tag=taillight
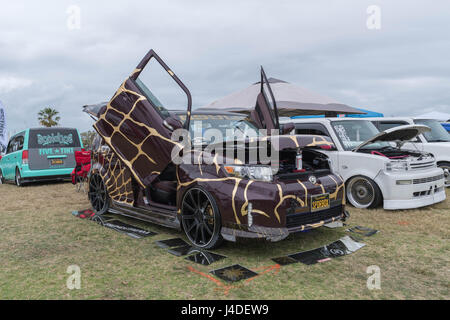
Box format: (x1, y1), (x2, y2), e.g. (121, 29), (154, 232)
(22, 150), (29, 165)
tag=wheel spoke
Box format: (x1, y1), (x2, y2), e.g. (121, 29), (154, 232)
(183, 201), (195, 213)
(194, 224), (200, 242)
(200, 225), (206, 244)
(188, 191), (197, 209)
(186, 221), (197, 234)
(204, 223), (213, 235)
(197, 190), (202, 209)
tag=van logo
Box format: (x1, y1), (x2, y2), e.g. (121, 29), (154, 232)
(37, 133), (73, 146)
(309, 176), (317, 184)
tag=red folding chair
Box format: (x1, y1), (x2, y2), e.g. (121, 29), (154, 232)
(71, 150), (91, 192)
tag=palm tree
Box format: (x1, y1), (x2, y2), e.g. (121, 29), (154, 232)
(38, 108), (60, 127)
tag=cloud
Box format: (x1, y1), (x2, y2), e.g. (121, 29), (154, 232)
(0, 75), (33, 94)
(0, 0), (450, 134)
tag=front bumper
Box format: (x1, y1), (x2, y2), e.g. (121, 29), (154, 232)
(219, 174), (347, 242)
(221, 204), (346, 242)
(383, 187), (446, 210)
(375, 167), (446, 210)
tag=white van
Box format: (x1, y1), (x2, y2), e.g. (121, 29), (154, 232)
(369, 117), (450, 187)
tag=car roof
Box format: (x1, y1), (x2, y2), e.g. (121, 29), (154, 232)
(28, 127), (79, 130)
(9, 127), (79, 139)
(365, 117), (413, 121)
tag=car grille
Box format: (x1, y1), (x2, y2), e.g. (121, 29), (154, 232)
(410, 161), (435, 170)
(413, 186), (444, 197)
(286, 205), (343, 229)
(413, 174), (444, 184)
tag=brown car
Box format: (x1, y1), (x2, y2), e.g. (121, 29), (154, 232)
(86, 49), (348, 249)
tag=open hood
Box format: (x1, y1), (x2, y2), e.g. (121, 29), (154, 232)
(354, 124), (430, 151)
(201, 134), (335, 154)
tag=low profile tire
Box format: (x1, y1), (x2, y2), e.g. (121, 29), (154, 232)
(437, 162), (450, 187)
(181, 187), (223, 249)
(346, 175), (382, 209)
(15, 168), (23, 187)
(0, 169), (4, 184)
(88, 174), (109, 215)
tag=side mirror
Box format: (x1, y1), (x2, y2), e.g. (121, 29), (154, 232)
(280, 122), (295, 135)
(163, 116), (183, 131)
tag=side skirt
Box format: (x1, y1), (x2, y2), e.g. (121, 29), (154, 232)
(109, 201), (180, 230)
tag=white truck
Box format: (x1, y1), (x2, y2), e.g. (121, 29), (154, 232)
(285, 118), (446, 210)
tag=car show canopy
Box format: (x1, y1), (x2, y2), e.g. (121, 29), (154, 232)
(198, 78), (365, 117)
(414, 111), (450, 122)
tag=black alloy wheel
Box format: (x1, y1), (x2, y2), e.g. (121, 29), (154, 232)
(88, 174), (109, 215)
(181, 187), (223, 249)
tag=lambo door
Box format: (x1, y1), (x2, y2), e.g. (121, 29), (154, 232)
(249, 67), (280, 133)
(94, 49), (192, 187)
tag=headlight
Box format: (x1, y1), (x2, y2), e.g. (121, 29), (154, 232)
(385, 160), (409, 172)
(224, 165), (273, 182)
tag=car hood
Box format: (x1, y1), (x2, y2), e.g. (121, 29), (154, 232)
(354, 124), (431, 152)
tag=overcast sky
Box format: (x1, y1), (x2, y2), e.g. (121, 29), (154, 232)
(1, 0), (449, 134)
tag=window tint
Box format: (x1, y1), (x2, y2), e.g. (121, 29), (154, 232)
(6, 140), (13, 154)
(261, 69), (279, 129)
(134, 58), (188, 124)
(295, 123), (330, 136)
(7, 135), (24, 153)
(28, 128), (81, 148)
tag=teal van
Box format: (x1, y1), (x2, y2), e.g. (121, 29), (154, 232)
(0, 127), (83, 186)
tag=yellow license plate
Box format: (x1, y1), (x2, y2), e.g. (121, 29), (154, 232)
(51, 159), (64, 165)
(311, 194), (330, 212)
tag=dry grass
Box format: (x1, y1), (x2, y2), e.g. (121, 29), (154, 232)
(0, 182), (449, 299)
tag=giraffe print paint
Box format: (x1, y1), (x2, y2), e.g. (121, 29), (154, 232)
(86, 49), (348, 249)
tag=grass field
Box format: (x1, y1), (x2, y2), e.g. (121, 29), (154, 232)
(0, 182), (448, 299)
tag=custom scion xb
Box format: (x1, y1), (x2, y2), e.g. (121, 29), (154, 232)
(285, 118), (446, 210)
(86, 49), (348, 248)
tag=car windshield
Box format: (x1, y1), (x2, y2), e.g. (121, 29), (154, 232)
(331, 120), (391, 151)
(413, 119), (450, 142)
(188, 114), (262, 145)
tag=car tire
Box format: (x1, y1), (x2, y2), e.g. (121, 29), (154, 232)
(181, 186), (223, 249)
(437, 161), (450, 187)
(88, 174), (110, 215)
(15, 168), (23, 187)
(346, 175), (382, 209)
(0, 169), (4, 184)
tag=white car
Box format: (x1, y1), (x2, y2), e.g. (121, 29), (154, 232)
(285, 118), (446, 210)
(369, 117), (450, 187)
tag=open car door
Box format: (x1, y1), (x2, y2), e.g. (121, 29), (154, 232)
(249, 67), (280, 133)
(94, 49), (192, 187)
